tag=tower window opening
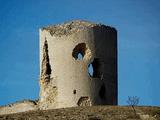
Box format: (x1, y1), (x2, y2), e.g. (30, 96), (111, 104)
(88, 58), (102, 78)
(88, 63), (94, 77)
(72, 43), (86, 60)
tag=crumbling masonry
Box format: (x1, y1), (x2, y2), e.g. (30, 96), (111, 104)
(39, 20), (117, 109)
(0, 20), (117, 115)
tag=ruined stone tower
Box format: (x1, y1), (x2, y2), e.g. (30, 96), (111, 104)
(39, 20), (117, 109)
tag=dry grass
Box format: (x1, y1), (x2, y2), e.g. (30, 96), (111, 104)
(0, 106), (159, 120)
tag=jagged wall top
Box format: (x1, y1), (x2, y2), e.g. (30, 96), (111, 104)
(41, 20), (115, 37)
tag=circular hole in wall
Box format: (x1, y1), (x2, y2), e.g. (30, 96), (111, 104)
(72, 43), (86, 60)
(99, 83), (106, 100)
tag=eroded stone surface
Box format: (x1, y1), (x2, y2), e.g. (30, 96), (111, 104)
(39, 39), (57, 110)
(39, 20), (117, 109)
(39, 85), (57, 109)
(42, 20), (115, 36)
(40, 39), (51, 82)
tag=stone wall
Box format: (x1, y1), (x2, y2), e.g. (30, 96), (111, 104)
(0, 100), (38, 115)
(39, 20), (117, 109)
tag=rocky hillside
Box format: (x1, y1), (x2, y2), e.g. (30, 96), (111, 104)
(0, 106), (159, 120)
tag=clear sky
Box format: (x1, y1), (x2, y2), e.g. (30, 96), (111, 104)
(0, 0), (160, 106)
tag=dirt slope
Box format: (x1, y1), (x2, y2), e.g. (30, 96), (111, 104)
(0, 106), (160, 120)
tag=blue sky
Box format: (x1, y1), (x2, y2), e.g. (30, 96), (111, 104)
(0, 0), (160, 106)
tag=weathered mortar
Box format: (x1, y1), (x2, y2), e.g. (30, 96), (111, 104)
(39, 20), (117, 109)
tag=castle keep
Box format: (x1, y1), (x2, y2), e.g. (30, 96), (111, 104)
(0, 20), (117, 115)
(39, 20), (117, 109)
